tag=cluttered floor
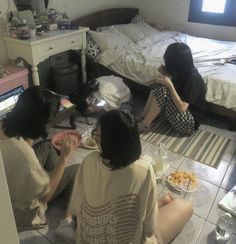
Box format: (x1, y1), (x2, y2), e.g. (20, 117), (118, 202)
(19, 92), (236, 244)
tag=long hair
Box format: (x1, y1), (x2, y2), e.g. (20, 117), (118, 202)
(2, 86), (60, 139)
(98, 110), (141, 170)
(164, 42), (194, 78)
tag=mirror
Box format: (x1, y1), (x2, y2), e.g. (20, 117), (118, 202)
(14, 0), (49, 14)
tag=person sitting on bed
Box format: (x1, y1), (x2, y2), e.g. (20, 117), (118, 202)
(0, 86), (79, 231)
(68, 110), (193, 244)
(138, 42), (206, 135)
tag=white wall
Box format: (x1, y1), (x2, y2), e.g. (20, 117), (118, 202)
(0, 0), (136, 65)
(138, 0), (236, 41)
(0, 149), (20, 244)
(0, 0), (16, 65)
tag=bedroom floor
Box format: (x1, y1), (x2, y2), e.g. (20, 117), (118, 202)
(19, 92), (236, 244)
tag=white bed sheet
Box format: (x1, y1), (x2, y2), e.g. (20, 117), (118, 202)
(95, 30), (236, 110)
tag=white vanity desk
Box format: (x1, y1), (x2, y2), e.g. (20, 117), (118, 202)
(4, 27), (89, 86)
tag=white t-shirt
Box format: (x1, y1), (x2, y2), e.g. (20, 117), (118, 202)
(0, 137), (49, 230)
(69, 151), (158, 244)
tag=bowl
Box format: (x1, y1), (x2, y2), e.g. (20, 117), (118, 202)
(51, 130), (81, 151)
(165, 171), (198, 192)
(80, 132), (97, 150)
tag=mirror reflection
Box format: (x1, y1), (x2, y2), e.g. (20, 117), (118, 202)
(14, 0), (49, 14)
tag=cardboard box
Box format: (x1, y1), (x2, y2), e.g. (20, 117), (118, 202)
(0, 65), (28, 95)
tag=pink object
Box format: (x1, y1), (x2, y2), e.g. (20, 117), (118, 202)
(51, 130), (81, 151)
(0, 64), (29, 95)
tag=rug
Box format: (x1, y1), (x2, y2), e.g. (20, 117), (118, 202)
(140, 118), (231, 168)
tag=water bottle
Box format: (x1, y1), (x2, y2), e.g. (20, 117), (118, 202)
(215, 212), (232, 242)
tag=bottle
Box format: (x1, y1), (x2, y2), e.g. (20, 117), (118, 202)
(17, 19), (30, 39)
(215, 212), (232, 242)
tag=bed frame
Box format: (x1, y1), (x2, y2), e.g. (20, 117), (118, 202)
(72, 8), (236, 130)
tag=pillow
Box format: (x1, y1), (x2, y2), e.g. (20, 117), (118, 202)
(115, 22), (159, 42)
(130, 14), (148, 24)
(88, 26), (133, 51)
(87, 36), (101, 59)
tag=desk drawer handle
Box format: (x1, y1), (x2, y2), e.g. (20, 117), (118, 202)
(49, 47), (53, 50)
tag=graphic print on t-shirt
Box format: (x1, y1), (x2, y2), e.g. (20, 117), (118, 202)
(77, 194), (141, 243)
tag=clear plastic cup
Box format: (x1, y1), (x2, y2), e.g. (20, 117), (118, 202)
(181, 184), (197, 202)
(151, 143), (168, 173)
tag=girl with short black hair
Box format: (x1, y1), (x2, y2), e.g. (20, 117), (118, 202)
(69, 110), (193, 244)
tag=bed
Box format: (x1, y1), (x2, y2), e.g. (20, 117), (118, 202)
(72, 8), (236, 129)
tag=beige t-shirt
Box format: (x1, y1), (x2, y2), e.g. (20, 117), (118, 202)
(0, 137), (49, 231)
(69, 151), (158, 244)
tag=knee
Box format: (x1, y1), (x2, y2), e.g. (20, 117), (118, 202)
(173, 198), (194, 219)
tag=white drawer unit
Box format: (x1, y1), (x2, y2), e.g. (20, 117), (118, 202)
(4, 27), (89, 86)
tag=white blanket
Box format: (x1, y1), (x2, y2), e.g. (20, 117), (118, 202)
(96, 30), (236, 110)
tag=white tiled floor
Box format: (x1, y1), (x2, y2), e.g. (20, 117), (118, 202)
(19, 109), (236, 244)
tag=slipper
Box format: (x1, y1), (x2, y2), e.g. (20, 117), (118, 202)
(138, 121), (151, 134)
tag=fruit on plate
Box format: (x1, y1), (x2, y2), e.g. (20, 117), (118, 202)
(167, 170), (198, 190)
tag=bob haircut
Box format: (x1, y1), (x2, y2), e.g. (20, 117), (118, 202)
(98, 110), (141, 170)
(164, 42), (194, 77)
(2, 86), (60, 140)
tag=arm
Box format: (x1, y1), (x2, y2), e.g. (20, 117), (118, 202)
(143, 166), (158, 237)
(157, 75), (189, 113)
(40, 135), (77, 202)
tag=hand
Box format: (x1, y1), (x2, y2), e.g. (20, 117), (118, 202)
(156, 75), (173, 88)
(158, 192), (175, 207)
(60, 135), (78, 160)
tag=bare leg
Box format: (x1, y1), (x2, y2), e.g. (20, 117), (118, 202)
(142, 99), (161, 128)
(141, 92), (155, 118)
(156, 199), (193, 244)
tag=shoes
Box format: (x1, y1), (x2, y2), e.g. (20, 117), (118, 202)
(55, 218), (76, 244)
(138, 121), (151, 134)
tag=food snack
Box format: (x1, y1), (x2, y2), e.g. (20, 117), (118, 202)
(82, 137), (97, 148)
(167, 170), (198, 190)
(80, 129), (97, 150)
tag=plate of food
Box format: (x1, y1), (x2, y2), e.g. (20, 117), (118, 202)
(166, 170), (198, 192)
(51, 130), (81, 151)
(80, 129), (97, 150)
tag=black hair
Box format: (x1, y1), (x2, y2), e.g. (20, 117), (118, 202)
(2, 86), (60, 140)
(164, 42), (194, 78)
(98, 110), (141, 170)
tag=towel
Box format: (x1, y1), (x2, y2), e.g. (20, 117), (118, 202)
(218, 185), (236, 216)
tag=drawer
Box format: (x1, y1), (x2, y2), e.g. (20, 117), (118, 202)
(35, 40), (61, 57)
(63, 35), (83, 49)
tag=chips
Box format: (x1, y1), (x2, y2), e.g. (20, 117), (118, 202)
(168, 170), (198, 189)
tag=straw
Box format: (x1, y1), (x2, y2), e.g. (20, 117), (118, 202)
(186, 177), (191, 190)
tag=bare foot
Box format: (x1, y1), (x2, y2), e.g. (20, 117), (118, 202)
(138, 121), (151, 134)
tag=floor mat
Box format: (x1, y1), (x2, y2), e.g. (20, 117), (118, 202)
(140, 118), (231, 168)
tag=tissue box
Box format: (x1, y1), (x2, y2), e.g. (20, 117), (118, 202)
(0, 65), (28, 95)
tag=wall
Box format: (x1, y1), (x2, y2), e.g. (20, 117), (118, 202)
(0, 0), (16, 65)
(0, 0), (136, 65)
(0, 149), (20, 244)
(138, 0), (236, 41)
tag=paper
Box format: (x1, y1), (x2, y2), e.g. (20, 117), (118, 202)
(218, 185), (236, 216)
